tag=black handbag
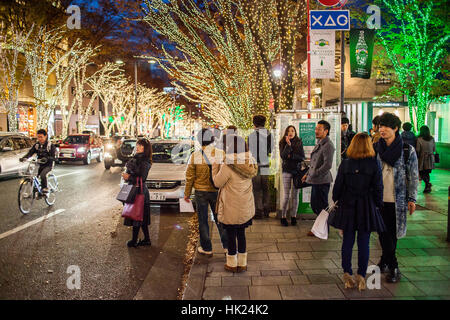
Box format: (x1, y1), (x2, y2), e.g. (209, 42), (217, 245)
(434, 153), (440, 164)
(116, 182), (138, 204)
(293, 162), (311, 189)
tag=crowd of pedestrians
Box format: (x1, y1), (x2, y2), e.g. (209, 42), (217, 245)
(119, 112), (437, 292)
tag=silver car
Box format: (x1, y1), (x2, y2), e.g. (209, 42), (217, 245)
(147, 139), (195, 205)
(0, 132), (34, 177)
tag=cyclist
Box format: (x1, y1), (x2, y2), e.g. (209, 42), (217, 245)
(20, 129), (57, 193)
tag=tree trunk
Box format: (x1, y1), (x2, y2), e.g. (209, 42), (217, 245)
(7, 102), (19, 132)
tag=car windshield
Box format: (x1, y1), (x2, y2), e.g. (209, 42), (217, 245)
(152, 143), (193, 164)
(121, 140), (136, 151)
(64, 136), (89, 144)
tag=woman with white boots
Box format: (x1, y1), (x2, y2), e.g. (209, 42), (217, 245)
(212, 135), (258, 273)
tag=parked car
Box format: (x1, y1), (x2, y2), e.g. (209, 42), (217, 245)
(0, 132), (34, 177)
(146, 139), (195, 205)
(57, 134), (103, 165)
(104, 138), (136, 169)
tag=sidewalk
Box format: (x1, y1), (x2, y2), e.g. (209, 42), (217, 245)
(183, 169), (450, 300)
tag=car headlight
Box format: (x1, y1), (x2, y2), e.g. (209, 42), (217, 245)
(106, 144), (114, 150)
(77, 147), (86, 153)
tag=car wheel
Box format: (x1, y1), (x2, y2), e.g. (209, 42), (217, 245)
(83, 152), (91, 165)
(104, 160), (111, 170)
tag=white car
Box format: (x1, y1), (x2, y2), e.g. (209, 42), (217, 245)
(147, 139), (194, 205)
(0, 132), (34, 178)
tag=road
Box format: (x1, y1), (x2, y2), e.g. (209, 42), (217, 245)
(0, 161), (193, 300)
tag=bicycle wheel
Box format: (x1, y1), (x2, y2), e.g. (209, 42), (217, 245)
(45, 174), (58, 206)
(18, 179), (34, 215)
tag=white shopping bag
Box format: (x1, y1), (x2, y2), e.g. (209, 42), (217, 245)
(311, 209), (329, 239)
(179, 198), (195, 212)
(310, 201), (338, 240)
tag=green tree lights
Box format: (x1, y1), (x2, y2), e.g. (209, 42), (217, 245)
(376, 0), (449, 132)
(162, 105), (184, 139)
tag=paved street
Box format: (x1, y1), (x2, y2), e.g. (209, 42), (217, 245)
(0, 163), (192, 300)
(184, 169), (450, 300)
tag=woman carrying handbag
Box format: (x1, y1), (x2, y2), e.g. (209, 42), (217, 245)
(279, 125), (305, 227)
(122, 139), (152, 248)
(416, 125), (436, 193)
(330, 133), (386, 291)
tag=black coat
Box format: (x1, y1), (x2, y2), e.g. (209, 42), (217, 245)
(280, 137), (305, 174)
(330, 157), (386, 233)
(23, 140), (57, 168)
(123, 153), (151, 227)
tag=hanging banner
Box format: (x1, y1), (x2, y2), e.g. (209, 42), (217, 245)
(350, 29), (375, 79)
(310, 29), (335, 79)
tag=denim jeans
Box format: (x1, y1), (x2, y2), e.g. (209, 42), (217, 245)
(342, 230), (371, 277)
(195, 190), (228, 251)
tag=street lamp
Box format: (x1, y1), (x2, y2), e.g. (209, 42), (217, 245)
(273, 68), (282, 78)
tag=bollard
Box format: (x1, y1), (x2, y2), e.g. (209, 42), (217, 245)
(448, 186), (450, 242)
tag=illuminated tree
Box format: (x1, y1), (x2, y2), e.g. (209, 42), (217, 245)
(376, 0), (449, 131)
(24, 26), (85, 130)
(135, 84), (172, 136)
(161, 105), (185, 139)
(0, 27), (33, 132)
(92, 69), (128, 137)
(142, 0), (305, 129)
(241, 0), (305, 114)
(81, 62), (123, 132)
(61, 44), (100, 137)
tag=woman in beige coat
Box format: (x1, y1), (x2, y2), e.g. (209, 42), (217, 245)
(212, 135), (258, 273)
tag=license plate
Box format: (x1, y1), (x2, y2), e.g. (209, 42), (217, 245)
(150, 193), (166, 201)
(61, 154), (71, 158)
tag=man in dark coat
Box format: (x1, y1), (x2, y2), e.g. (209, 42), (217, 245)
(20, 129), (56, 193)
(341, 117), (356, 159)
(248, 115), (272, 219)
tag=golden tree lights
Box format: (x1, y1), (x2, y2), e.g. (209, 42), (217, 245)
(142, 0), (306, 129)
(24, 26), (85, 131)
(0, 26), (33, 132)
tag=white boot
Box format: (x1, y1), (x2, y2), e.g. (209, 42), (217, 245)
(237, 252), (247, 272)
(224, 254), (237, 273)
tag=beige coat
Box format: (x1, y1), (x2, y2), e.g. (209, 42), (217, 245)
(212, 152), (258, 226)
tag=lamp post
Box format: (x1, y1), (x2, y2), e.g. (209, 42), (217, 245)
(116, 57), (159, 137)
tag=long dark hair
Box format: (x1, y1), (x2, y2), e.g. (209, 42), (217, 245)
(279, 125), (299, 151)
(418, 125), (432, 141)
(136, 138), (152, 164)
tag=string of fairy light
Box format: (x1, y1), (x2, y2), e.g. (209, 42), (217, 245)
(142, 0), (303, 129)
(377, 0), (449, 132)
(0, 26), (32, 132)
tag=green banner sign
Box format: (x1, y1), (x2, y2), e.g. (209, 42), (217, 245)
(350, 29), (375, 79)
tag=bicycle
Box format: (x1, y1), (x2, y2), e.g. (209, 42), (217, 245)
(18, 158), (59, 215)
